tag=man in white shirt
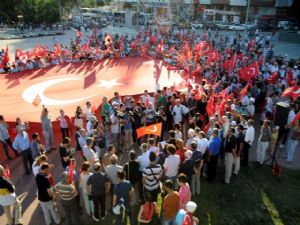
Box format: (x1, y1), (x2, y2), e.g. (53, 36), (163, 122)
(163, 144), (180, 183)
(85, 101), (92, 122)
(197, 131), (209, 155)
(77, 128), (94, 150)
(242, 119), (255, 166)
(140, 90), (151, 106)
(137, 143), (150, 173)
(172, 99), (189, 124)
(83, 137), (98, 165)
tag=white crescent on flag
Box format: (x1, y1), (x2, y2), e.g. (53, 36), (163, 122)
(146, 126), (158, 133)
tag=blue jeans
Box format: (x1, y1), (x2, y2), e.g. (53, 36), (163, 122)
(286, 138), (299, 162)
(162, 217), (175, 225)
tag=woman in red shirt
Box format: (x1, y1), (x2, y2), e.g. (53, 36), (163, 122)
(175, 138), (186, 163)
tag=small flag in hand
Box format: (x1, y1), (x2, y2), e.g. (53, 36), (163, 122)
(68, 160), (74, 184)
(32, 94), (41, 107)
(5, 164), (11, 179)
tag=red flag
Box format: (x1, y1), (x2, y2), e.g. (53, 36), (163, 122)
(206, 94), (215, 116)
(32, 94), (41, 107)
(68, 160), (74, 184)
(240, 83), (250, 99)
(184, 41), (192, 60)
(64, 115), (73, 135)
(136, 123), (162, 138)
(207, 50), (219, 65)
(1, 46), (9, 67)
(282, 86), (300, 100)
(219, 93), (233, 116)
(156, 39), (164, 54)
(15, 48), (29, 61)
(5, 164), (11, 179)
(239, 62), (260, 81)
(267, 72), (278, 84)
(76, 30), (82, 37)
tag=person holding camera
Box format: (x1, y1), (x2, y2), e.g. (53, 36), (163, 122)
(86, 161), (110, 222)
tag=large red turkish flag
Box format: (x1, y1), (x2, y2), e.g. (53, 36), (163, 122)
(282, 86), (300, 100)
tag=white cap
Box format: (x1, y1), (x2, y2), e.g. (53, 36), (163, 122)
(231, 121), (237, 127)
(186, 201), (197, 213)
(250, 97), (255, 102)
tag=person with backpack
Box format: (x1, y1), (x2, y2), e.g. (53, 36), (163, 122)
(137, 192), (159, 225)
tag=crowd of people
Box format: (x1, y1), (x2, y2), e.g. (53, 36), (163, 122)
(0, 26), (300, 225)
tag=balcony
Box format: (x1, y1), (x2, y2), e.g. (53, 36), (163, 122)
(199, 0), (212, 4)
(211, 0), (229, 4)
(250, 0), (275, 7)
(230, 0), (247, 6)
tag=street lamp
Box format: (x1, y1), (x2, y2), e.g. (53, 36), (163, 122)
(245, 0), (250, 24)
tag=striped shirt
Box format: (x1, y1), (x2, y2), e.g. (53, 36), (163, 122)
(55, 182), (77, 201)
(143, 164), (162, 191)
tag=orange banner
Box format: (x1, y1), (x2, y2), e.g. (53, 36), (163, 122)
(136, 122), (162, 138)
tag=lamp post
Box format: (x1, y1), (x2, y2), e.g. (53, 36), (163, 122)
(245, 0), (250, 24)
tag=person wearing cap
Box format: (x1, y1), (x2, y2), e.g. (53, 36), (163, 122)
(36, 163), (61, 225)
(13, 128), (33, 175)
(87, 161), (110, 221)
(224, 127), (237, 184)
(55, 171), (82, 225)
(242, 119), (255, 166)
(0, 115), (18, 160)
(207, 128), (222, 182)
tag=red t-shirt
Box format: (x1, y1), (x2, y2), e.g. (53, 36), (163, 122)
(182, 212), (194, 225)
(176, 149), (186, 163)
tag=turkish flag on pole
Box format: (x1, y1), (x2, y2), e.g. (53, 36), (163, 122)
(5, 164), (11, 179)
(240, 83), (250, 99)
(32, 94), (42, 107)
(206, 94), (215, 116)
(282, 86), (300, 100)
(1, 46), (9, 67)
(136, 123), (162, 138)
(68, 160), (74, 184)
(239, 62), (260, 81)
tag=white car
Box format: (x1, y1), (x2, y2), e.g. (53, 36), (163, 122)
(215, 21), (229, 30)
(229, 24), (245, 31)
(191, 22), (204, 30)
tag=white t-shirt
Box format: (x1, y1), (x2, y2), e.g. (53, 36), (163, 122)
(83, 146), (98, 164)
(80, 172), (92, 193)
(147, 146), (160, 156)
(197, 138), (209, 154)
(164, 155), (180, 177)
(85, 107), (92, 121)
(137, 152), (150, 172)
(172, 104), (189, 123)
(110, 115), (120, 134)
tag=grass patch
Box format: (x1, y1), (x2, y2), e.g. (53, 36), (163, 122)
(88, 166), (300, 225)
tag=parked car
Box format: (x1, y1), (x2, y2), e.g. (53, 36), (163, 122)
(191, 21), (204, 30)
(228, 24), (245, 31)
(215, 21), (229, 30)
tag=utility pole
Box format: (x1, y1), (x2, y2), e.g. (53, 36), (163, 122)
(245, 0), (250, 24)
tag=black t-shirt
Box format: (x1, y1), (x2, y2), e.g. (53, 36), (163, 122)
(36, 173), (52, 202)
(0, 177), (14, 193)
(59, 145), (70, 168)
(236, 132), (245, 155)
(123, 161), (142, 184)
(87, 172), (108, 195)
(179, 159), (194, 180)
(224, 135), (237, 153)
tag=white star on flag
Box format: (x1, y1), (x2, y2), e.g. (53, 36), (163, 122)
(96, 79), (123, 89)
